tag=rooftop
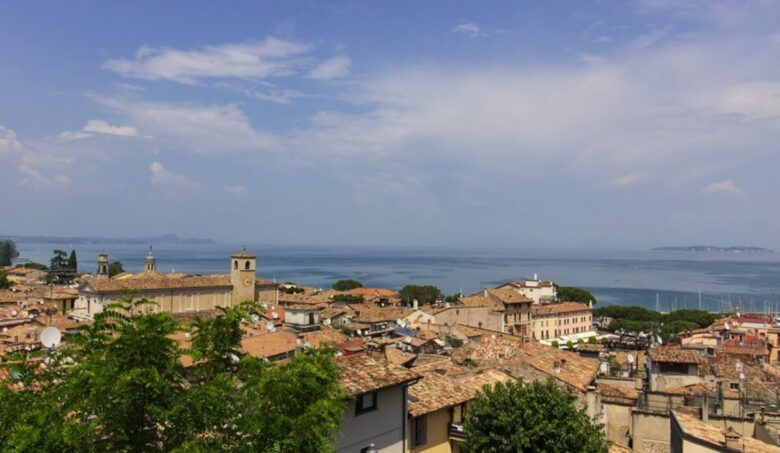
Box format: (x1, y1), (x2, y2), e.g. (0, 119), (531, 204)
(532, 301), (592, 316)
(672, 410), (780, 453)
(407, 372), (474, 417)
(337, 353), (419, 396)
(648, 346), (700, 364)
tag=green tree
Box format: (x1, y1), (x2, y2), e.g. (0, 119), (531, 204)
(399, 284), (442, 305)
(588, 336), (598, 345)
(464, 380), (607, 453)
(551, 340), (559, 348)
(0, 271), (12, 289)
(49, 249), (68, 270)
(0, 295), (347, 452)
(566, 340), (574, 350)
(67, 250), (78, 272)
(0, 240), (19, 266)
(444, 293), (462, 303)
(331, 279), (363, 291)
(108, 261), (124, 277)
(22, 262), (48, 270)
(556, 286), (597, 305)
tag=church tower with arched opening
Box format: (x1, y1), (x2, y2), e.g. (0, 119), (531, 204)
(96, 253), (109, 280)
(230, 249), (256, 304)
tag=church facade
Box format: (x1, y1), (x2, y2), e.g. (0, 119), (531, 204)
(73, 249), (277, 319)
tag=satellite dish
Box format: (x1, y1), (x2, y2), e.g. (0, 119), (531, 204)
(599, 362), (608, 374)
(724, 322), (730, 330)
(40, 327), (62, 349)
(627, 354), (635, 364)
(656, 336), (663, 345)
(356, 329), (362, 336)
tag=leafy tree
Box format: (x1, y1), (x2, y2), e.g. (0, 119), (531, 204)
(399, 284), (442, 305)
(49, 249), (68, 270)
(464, 379), (607, 453)
(108, 261), (124, 277)
(588, 336), (598, 345)
(556, 286), (597, 305)
(0, 240), (19, 266)
(67, 250), (78, 272)
(551, 340), (559, 348)
(22, 262), (48, 270)
(0, 271), (12, 289)
(566, 340), (574, 350)
(332, 294), (362, 303)
(444, 293), (462, 303)
(331, 279), (363, 291)
(577, 338), (585, 345)
(0, 295), (347, 452)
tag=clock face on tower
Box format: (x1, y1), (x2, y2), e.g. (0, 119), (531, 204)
(243, 277), (253, 287)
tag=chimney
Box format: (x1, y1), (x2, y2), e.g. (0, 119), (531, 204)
(413, 299), (419, 310)
(722, 428), (741, 450)
(483, 289), (488, 298)
(533, 273), (538, 281)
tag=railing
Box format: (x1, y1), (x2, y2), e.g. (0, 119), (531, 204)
(448, 422), (466, 440)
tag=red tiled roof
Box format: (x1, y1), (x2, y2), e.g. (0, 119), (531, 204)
(337, 354), (419, 396)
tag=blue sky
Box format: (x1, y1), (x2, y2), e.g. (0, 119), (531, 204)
(1, 0), (779, 248)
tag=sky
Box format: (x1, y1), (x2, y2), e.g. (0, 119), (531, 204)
(1, 0), (779, 249)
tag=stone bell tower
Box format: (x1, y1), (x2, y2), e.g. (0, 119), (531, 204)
(144, 246), (157, 273)
(230, 249), (256, 304)
(96, 253), (109, 280)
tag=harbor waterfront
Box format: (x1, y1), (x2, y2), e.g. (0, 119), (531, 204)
(13, 241), (780, 312)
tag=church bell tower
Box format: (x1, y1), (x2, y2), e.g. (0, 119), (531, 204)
(96, 253), (109, 280)
(144, 246), (157, 273)
(230, 249), (256, 304)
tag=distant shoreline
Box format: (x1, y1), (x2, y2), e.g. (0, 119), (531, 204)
(652, 246), (774, 253)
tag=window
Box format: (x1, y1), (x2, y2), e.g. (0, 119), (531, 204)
(729, 382), (740, 391)
(245, 260), (250, 270)
(355, 391), (378, 415)
(412, 414), (428, 447)
(233, 260), (238, 270)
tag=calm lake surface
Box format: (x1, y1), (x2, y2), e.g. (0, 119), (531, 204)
(13, 242), (780, 313)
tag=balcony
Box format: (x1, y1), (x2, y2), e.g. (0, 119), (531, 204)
(448, 422), (466, 441)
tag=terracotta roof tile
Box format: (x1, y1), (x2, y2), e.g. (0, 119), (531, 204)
(648, 346), (700, 364)
(385, 347), (417, 366)
(81, 275), (233, 292)
(408, 373), (474, 417)
(486, 288), (533, 305)
(240, 331), (297, 359)
(532, 302), (592, 316)
(673, 411), (780, 453)
(337, 354), (419, 396)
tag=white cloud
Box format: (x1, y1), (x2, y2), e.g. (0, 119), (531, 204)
(150, 161), (200, 191)
(614, 172), (646, 187)
(103, 37), (350, 85)
(633, 25), (672, 48)
(308, 55), (351, 80)
(18, 164), (71, 189)
(453, 23), (483, 37)
(0, 125), (22, 154)
(59, 119), (140, 140)
(286, 28), (780, 186)
(92, 95), (280, 153)
(246, 88), (305, 104)
(1, 125), (74, 190)
(223, 185), (248, 197)
(703, 180), (744, 196)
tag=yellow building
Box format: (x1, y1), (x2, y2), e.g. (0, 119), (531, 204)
(407, 373), (473, 453)
(74, 249), (276, 319)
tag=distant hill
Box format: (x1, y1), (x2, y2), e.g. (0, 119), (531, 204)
(652, 245), (773, 253)
(1, 233), (216, 245)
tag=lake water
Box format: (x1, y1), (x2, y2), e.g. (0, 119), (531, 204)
(12, 242), (780, 313)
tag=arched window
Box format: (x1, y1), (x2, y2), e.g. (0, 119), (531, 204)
(233, 260), (238, 270)
(244, 260), (250, 270)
